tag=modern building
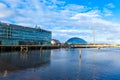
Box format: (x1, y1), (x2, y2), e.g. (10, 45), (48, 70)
(66, 37), (87, 45)
(0, 22), (51, 45)
(51, 39), (61, 45)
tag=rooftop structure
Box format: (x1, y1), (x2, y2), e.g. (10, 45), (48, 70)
(0, 22), (51, 45)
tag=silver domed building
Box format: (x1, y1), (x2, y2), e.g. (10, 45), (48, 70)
(66, 37), (87, 45)
(51, 39), (61, 45)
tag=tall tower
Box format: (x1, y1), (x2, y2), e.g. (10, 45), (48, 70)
(93, 23), (96, 45)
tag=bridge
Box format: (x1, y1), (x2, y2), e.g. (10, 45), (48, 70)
(70, 44), (120, 48)
(0, 44), (120, 52)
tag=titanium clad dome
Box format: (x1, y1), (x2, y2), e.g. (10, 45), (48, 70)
(66, 37), (87, 45)
(51, 39), (60, 45)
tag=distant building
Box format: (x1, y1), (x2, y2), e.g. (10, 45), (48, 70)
(0, 22), (51, 45)
(66, 37), (87, 45)
(51, 39), (61, 45)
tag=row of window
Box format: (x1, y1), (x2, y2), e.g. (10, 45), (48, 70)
(0, 22), (51, 45)
(0, 23), (51, 33)
(0, 26), (51, 40)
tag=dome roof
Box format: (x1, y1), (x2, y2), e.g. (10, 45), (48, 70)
(66, 37), (87, 45)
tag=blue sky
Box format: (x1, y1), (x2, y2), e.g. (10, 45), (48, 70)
(0, 0), (120, 43)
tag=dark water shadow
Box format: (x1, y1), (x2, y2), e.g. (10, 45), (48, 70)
(0, 50), (51, 77)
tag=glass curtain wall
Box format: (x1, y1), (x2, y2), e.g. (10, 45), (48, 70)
(0, 22), (51, 45)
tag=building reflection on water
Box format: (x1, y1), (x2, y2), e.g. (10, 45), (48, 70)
(0, 50), (51, 77)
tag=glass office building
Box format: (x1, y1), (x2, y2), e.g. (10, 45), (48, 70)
(0, 22), (51, 45)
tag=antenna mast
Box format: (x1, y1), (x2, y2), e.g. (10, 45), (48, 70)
(93, 23), (96, 45)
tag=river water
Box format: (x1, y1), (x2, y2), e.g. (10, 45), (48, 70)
(0, 48), (120, 80)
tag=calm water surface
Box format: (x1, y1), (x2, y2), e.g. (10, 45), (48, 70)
(0, 48), (120, 80)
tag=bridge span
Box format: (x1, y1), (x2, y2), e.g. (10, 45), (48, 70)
(0, 44), (120, 52)
(70, 44), (120, 48)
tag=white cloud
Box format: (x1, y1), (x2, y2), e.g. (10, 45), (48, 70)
(65, 4), (88, 12)
(0, 0), (120, 43)
(0, 2), (14, 18)
(103, 8), (112, 16)
(107, 3), (115, 8)
(71, 10), (101, 21)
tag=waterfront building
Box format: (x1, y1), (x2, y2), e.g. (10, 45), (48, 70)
(0, 22), (51, 45)
(66, 37), (87, 45)
(51, 39), (61, 45)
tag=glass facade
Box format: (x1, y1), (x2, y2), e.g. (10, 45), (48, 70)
(0, 22), (51, 45)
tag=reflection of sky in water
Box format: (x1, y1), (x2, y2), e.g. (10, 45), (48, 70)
(1, 48), (120, 80)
